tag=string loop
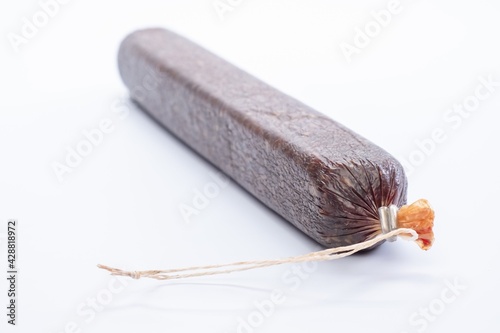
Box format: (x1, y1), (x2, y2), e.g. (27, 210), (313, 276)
(98, 228), (418, 281)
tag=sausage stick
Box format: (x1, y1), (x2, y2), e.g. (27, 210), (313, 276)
(118, 28), (428, 248)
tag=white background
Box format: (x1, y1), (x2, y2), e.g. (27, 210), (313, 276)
(1, 1), (499, 332)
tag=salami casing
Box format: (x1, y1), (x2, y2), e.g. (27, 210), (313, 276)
(118, 28), (411, 248)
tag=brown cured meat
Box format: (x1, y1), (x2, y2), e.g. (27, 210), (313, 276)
(118, 28), (408, 248)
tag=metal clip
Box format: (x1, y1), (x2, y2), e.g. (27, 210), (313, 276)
(378, 205), (399, 241)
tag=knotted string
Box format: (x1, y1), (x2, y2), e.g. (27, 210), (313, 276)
(98, 199), (434, 281)
(98, 228), (418, 281)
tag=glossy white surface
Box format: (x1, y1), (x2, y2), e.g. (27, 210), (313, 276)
(1, 1), (499, 332)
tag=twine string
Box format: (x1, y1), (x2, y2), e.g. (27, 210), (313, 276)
(97, 228), (418, 281)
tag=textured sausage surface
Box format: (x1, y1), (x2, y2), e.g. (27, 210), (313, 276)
(118, 28), (408, 247)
